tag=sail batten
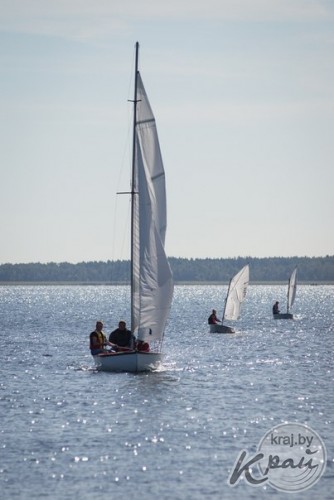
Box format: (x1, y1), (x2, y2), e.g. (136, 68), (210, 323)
(137, 118), (155, 125)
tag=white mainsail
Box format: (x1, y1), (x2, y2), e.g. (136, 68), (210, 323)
(132, 72), (174, 342)
(287, 267), (297, 313)
(92, 42), (173, 372)
(223, 264), (250, 321)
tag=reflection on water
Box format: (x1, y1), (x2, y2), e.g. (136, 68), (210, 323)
(0, 285), (333, 499)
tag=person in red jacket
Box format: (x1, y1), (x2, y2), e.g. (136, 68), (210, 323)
(136, 339), (150, 352)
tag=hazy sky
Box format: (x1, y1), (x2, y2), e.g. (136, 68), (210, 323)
(1, 0), (333, 264)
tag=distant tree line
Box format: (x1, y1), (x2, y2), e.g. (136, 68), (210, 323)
(0, 256), (333, 283)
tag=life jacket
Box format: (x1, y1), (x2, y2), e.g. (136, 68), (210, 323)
(90, 330), (105, 350)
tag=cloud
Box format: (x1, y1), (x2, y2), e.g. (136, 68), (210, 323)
(1, 0), (333, 41)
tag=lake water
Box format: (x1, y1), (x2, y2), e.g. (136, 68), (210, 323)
(0, 284), (333, 499)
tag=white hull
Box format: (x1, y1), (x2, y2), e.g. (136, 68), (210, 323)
(210, 324), (235, 334)
(273, 313), (293, 320)
(93, 351), (163, 372)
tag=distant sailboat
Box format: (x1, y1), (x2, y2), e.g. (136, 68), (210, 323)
(273, 267), (297, 320)
(210, 264), (250, 334)
(92, 42), (174, 372)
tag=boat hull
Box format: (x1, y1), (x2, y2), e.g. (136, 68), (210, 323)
(273, 313), (293, 320)
(209, 324), (235, 334)
(93, 351), (163, 372)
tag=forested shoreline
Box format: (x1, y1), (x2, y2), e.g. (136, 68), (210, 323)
(0, 256), (333, 283)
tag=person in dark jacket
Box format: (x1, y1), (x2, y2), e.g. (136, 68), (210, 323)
(109, 320), (135, 349)
(273, 301), (280, 315)
(208, 309), (221, 325)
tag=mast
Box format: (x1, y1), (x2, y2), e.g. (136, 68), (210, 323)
(287, 267), (297, 314)
(131, 42), (139, 332)
(222, 278), (232, 325)
(286, 275), (290, 314)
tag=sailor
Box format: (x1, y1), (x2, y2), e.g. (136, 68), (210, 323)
(89, 321), (113, 355)
(208, 309), (221, 324)
(273, 301), (280, 315)
(136, 339), (150, 352)
(109, 320), (136, 350)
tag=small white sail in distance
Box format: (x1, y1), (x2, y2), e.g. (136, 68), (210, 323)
(287, 267), (297, 313)
(223, 264), (250, 321)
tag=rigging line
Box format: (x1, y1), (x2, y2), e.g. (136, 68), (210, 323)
(109, 193), (131, 282)
(113, 44), (138, 202)
(109, 194), (118, 282)
(109, 46), (138, 280)
(109, 119), (131, 282)
(119, 196), (131, 265)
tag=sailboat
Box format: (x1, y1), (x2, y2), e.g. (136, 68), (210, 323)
(93, 42), (174, 372)
(210, 264), (250, 334)
(273, 267), (297, 320)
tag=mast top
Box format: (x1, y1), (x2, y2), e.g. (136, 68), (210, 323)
(135, 42), (139, 73)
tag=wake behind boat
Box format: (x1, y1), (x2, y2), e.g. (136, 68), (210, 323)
(92, 42), (174, 372)
(209, 264), (250, 334)
(273, 267), (297, 320)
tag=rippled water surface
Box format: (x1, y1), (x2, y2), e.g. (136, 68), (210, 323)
(0, 285), (333, 499)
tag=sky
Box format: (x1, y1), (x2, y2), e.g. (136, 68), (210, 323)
(1, 0), (333, 264)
